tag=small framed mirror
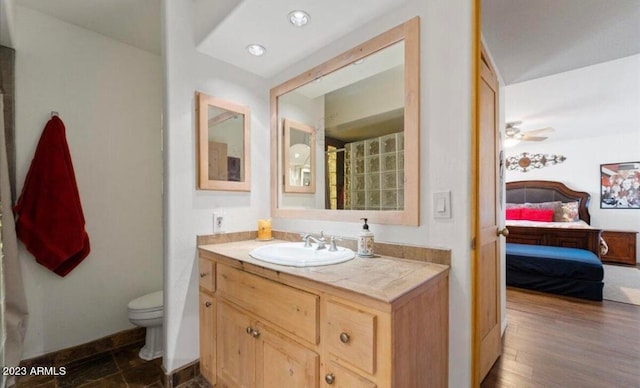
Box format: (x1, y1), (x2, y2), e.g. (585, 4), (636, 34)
(196, 92), (250, 191)
(283, 118), (316, 193)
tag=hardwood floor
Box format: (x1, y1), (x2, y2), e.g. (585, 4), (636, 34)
(482, 288), (640, 388)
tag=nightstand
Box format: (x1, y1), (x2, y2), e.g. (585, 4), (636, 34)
(601, 230), (638, 265)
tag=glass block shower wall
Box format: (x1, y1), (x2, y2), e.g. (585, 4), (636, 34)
(344, 132), (404, 210)
(327, 145), (338, 210)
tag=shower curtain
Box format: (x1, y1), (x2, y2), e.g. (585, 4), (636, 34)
(0, 94), (28, 379)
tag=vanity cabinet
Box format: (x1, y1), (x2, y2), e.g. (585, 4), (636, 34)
(199, 241), (449, 387)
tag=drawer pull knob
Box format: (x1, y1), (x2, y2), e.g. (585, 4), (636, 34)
(205, 301), (212, 308)
(251, 329), (261, 339)
(200, 272), (209, 278)
(246, 326), (253, 334)
(325, 373), (335, 384)
(339, 332), (350, 344)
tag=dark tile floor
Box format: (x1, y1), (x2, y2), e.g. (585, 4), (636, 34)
(15, 341), (210, 388)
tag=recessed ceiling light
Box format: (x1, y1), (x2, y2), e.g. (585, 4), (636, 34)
(246, 44), (266, 57)
(288, 10), (310, 27)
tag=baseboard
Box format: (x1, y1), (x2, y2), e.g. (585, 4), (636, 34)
(163, 360), (211, 387)
(19, 327), (145, 368)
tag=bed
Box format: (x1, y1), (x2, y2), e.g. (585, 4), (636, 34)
(505, 180), (604, 300)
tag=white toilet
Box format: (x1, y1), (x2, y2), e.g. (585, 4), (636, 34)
(127, 290), (163, 360)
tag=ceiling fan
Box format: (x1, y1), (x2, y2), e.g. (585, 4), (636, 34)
(505, 121), (555, 142)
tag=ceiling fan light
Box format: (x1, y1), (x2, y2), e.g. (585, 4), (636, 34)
(504, 138), (520, 148)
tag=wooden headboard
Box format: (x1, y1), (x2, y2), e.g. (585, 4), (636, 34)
(506, 180), (592, 224)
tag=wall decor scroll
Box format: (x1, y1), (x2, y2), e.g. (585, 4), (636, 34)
(505, 152), (566, 173)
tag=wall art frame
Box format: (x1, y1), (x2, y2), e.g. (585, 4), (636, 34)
(600, 161), (640, 209)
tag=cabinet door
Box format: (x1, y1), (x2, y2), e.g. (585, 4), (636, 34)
(255, 325), (320, 388)
(199, 293), (216, 384)
(217, 301), (256, 387)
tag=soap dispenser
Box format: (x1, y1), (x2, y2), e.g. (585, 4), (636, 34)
(357, 218), (374, 257)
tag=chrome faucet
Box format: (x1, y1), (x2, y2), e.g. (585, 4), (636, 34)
(301, 232), (326, 250)
(328, 236), (342, 252)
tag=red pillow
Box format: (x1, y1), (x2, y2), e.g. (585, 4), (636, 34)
(505, 208), (522, 220)
(521, 208), (554, 222)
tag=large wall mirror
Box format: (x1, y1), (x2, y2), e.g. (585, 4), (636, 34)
(270, 17), (420, 225)
(196, 92), (250, 191)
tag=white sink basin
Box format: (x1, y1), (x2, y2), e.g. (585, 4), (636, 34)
(250, 242), (355, 267)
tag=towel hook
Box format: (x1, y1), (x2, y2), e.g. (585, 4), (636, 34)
(50, 111), (59, 117)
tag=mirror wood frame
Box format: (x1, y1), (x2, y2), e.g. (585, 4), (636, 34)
(196, 91), (251, 191)
(283, 118), (316, 193)
(270, 17), (420, 225)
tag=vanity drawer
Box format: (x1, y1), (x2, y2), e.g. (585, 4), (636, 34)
(324, 361), (377, 388)
(199, 258), (215, 292)
(326, 301), (377, 375)
(216, 264), (319, 344)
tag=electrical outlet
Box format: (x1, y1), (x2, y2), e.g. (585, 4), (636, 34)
(213, 212), (225, 234)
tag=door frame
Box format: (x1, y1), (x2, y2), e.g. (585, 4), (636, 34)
(471, 0), (481, 382)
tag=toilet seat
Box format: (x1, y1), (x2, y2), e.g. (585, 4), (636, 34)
(128, 307), (162, 320)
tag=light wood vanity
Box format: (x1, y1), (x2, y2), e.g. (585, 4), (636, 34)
(198, 239), (449, 387)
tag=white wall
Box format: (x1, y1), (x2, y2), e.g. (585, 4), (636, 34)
(506, 57), (640, 262)
(163, 0), (271, 372)
(268, 2), (474, 387)
(14, 6), (163, 358)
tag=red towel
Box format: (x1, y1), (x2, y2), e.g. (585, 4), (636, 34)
(14, 116), (90, 277)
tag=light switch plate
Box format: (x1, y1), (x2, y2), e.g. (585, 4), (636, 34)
(433, 191), (451, 219)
